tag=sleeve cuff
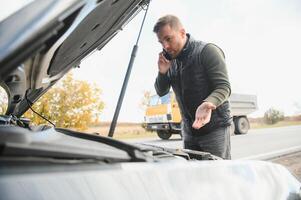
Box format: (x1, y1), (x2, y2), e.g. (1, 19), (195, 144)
(204, 96), (220, 108)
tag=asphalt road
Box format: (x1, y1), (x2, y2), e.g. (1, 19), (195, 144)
(129, 125), (301, 160)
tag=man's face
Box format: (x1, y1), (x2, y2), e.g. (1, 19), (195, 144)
(157, 24), (186, 59)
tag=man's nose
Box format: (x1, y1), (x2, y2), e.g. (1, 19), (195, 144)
(162, 42), (170, 50)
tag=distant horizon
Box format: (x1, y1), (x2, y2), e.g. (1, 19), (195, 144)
(96, 113), (301, 124)
(94, 113), (301, 125)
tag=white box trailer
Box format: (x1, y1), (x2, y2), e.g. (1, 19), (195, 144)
(229, 93), (258, 135)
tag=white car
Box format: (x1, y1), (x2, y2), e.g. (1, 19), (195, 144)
(0, 0), (300, 199)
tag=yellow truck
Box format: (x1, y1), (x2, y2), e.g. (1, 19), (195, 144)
(144, 91), (258, 140)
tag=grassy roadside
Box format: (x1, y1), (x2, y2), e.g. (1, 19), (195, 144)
(114, 131), (157, 140)
(250, 120), (301, 129)
(84, 120), (301, 140)
(85, 124), (157, 139)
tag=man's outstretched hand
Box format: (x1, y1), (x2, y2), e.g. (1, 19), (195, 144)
(192, 102), (216, 129)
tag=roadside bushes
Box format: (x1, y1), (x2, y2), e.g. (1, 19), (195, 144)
(264, 108), (284, 124)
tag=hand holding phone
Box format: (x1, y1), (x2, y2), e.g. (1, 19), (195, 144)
(162, 49), (172, 61)
(158, 50), (172, 74)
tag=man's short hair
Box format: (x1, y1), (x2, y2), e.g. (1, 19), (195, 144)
(153, 15), (183, 33)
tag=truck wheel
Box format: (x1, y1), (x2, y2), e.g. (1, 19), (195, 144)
(234, 117), (249, 135)
(157, 130), (172, 140)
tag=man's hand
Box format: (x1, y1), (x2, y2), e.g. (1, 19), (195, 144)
(158, 52), (171, 74)
(192, 102), (216, 129)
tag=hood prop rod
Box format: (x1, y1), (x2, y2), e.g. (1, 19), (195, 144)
(108, 1), (151, 137)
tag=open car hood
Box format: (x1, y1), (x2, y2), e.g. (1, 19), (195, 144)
(0, 0), (148, 116)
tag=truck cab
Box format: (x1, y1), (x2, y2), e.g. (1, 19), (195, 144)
(144, 91), (182, 139)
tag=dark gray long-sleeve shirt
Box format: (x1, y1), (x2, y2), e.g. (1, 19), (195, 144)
(155, 43), (231, 108)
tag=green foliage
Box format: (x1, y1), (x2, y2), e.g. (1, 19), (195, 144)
(263, 107), (284, 125)
(24, 73), (104, 130)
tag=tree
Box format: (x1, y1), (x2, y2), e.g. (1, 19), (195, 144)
(0, 87), (8, 114)
(263, 107), (284, 125)
(24, 73), (104, 130)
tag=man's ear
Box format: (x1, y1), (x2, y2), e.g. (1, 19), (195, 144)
(180, 28), (186, 38)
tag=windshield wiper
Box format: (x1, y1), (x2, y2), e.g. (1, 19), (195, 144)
(137, 143), (222, 161)
(0, 126), (149, 163)
(56, 128), (152, 162)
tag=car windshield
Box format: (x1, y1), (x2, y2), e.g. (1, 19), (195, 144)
(148, 93), (170, 106)
(149, 95), (159, 106)
(159, 93), (171, 105)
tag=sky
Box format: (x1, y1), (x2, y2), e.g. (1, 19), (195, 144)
(73, 0), (301, 122)
(2, 0), (301, 122)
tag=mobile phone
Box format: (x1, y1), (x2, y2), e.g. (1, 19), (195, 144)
(162, 49), (172, 61)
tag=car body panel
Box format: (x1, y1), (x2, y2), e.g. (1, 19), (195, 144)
(0, 160), (300, 200)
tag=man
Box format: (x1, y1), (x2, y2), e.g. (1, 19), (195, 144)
(153, 15), (232, 159)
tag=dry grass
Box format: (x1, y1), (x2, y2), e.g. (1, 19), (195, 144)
(84, 123), (156, 139)
(250, 120), (301, 129)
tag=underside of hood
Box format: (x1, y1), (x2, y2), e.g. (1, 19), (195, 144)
(0, 0), (148, 116)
